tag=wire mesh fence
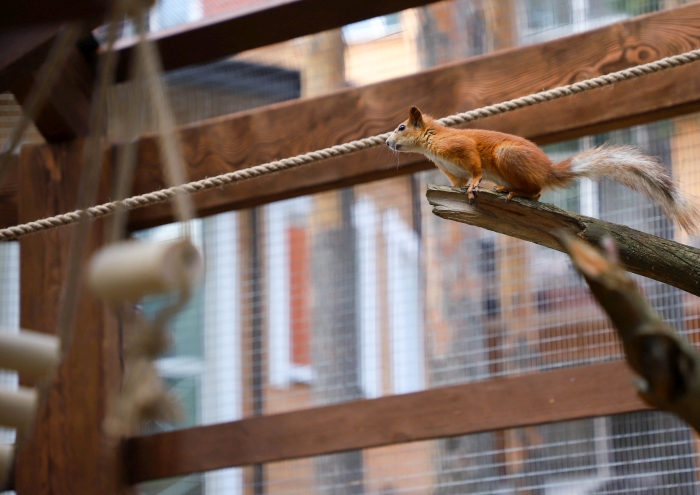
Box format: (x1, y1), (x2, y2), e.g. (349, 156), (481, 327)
(2, 0), (700, 494)
(141, 411), (699, 495)
(130, 113), (700, 493)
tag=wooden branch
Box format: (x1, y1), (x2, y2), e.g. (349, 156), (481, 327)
(125, 361), (647, 483)
(118, 2), (700, 230)
(426, 185), (700, 297)
(559, 234), (700, 434)
(112, 0), (441, 81)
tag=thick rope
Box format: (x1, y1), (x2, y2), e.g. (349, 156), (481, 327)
(3, 47), (700, 241)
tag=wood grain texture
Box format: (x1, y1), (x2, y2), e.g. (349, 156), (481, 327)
(426, 185), (700, 297)
(15, 141), (131, 495)
(112, 0), (442, 81)
(125, 361), (648, 482)
(122, 3), (700, 230)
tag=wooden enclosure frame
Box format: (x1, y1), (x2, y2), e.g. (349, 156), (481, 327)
(4, 1), (700, 492)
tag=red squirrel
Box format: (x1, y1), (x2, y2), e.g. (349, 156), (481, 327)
(386, 106), (700, 233)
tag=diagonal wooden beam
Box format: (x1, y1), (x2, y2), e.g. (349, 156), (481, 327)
(125, 361), (648, 482)
(10, 39), (96, 143)
(0, 25), (97, 143)
(111, 0), (442, 81)
(0, 25), (63, 93)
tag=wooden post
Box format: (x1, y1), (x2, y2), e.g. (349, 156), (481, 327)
(14, 140), (131, 494)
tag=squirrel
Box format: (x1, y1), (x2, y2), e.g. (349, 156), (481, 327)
(386, 106), (700, 234)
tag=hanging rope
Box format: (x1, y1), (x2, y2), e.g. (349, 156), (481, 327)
(2, 47), (700, 242)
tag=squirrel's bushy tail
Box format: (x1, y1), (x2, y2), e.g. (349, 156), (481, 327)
(565, 144), (700, 234)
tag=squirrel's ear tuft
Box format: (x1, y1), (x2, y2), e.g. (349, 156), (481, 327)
(409, 106), (423, 127)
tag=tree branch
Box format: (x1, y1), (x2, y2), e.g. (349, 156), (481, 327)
(425, 184), (700, 297)
(558, 234), (700, 433)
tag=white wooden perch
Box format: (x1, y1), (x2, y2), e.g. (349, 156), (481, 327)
(0, 444), (13, 485)
(0, 329), (60, 379)
(0, 387), (38, 430)
(87, 239), (203, 304)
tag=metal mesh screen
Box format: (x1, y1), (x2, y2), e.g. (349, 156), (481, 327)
(135, 112), (700, 493)
(2, 0), (700, 494)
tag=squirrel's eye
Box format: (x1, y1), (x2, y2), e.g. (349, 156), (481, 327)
(398, 124), (406, 131)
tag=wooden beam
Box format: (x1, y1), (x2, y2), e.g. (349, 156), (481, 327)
(426, 185), (700, 297)
(11, 43), (95, 143)
(120, 2), (700, 230)
(112, 0), (441, 81)
(0, 1), (108, 28)
(0, 24), (97, 142)
(0, 25), (62, 93)
(15, 140), (130, 495)
(0, 155), (18, 230)
(125, 361), (648, 483)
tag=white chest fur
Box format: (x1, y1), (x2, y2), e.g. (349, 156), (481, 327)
(423, 151), (471, 179)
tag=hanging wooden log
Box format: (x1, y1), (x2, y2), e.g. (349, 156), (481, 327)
(0, 329), (60, 379)
(87, 239), (202, 304)
(0, 387), (37, 430)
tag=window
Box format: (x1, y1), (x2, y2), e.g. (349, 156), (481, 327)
(519, 0), (629, 43)
(150, 0), (202, 31)
(353, 199), (381, 399)
(138, 214), (243, 495)
(384, 209), (425, 394)
(267, 198), (314, 387)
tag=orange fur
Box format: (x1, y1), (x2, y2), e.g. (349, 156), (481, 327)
(385, 106), (700, 234)
(386, 106), (573, 201)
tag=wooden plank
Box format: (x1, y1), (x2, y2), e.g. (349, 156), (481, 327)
(15, 141), (131, 495)
(125, 361), (649, 482)
(112, 0), (441, 81)
(122, 2), (700, 230)
(426, 185), (700, 297)
(0, 1), (108, 28)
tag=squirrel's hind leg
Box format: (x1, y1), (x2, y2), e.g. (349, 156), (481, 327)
(493, 185), (542, 201)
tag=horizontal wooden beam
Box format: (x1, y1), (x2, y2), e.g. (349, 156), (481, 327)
(119, 2), (700, 230)
(125, 361), (648, 483)
(0, 1), (108, 28)
(427, 185), (700, 297)
(112, 0), (440, 81)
